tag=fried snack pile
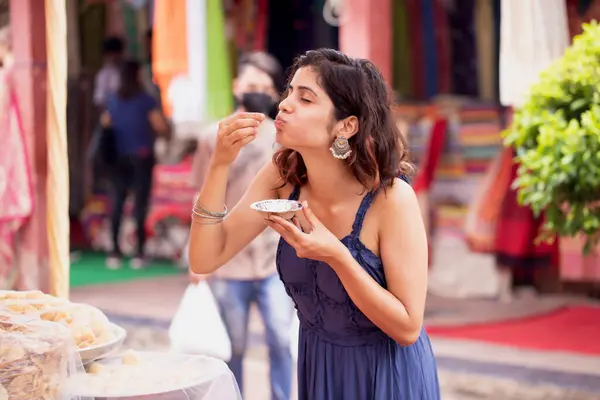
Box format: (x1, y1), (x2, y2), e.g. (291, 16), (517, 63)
(0, 313), (79, 400)
(0, 290), (113, 349)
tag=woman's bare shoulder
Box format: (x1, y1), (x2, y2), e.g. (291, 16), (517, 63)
(373, 178), (419, 223)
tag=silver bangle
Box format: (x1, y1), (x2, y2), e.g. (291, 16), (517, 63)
(192, 208), (225, 220)
(194, 201), (228, 218)
(191, 213), (224, 224)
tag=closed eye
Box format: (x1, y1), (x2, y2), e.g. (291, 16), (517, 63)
(300, 98), (312, 103)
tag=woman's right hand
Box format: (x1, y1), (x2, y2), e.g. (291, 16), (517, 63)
(212, 112), (266, 166)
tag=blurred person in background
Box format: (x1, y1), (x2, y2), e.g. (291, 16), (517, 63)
(94, 36), (125, 109)
(141, 28), (161, 101)
(101, 60), (170, 270)
(188, 52), (292, 400)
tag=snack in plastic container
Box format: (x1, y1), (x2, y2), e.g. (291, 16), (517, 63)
(0, 312), (85, 400)
(66, 350), (242, 399)
(0, 289), (48, 301)
(78, 323), (127, 365)
(0, 291), (115, 349)
(250, 199), (303, 220)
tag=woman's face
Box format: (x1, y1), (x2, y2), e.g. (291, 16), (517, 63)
(275, 67), (336, 151)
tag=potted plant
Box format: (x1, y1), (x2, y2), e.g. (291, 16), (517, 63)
(503, 22), (600, 280)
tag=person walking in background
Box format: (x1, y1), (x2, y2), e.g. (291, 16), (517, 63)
(101, 60), (170, 270)
(93, 36), (125, 109)
(188, 52), (292, 400)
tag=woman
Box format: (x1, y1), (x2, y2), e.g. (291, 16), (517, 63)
(189, 49), (439, 399)
(101, 59), (170, 270)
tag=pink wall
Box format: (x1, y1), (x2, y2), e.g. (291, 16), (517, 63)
(339, 0), (391, 83)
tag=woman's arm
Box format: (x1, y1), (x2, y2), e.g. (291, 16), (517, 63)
(188, 161), (280, 273)
(188, 112), (281, 274)
(329, 179), (428, 345)
(148, 108), (171, 138)
(100, 111), (111, 127)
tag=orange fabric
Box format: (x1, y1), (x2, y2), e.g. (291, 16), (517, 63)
(152, 0), (188, 116)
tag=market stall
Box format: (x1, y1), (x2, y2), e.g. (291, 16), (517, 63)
(0, 290), (241, 399)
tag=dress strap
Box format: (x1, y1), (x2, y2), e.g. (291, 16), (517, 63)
(288, 184), (301, 201)
(351, 190), (378, 237)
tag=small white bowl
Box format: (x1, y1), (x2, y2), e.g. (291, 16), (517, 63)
(251, 199), (303, 220)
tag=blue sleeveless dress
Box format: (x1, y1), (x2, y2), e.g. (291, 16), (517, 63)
(277, 186), (440, 400)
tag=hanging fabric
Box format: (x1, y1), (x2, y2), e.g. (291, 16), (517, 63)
(447, 0), (478, 97)
(66, 0), (81, 77)
(122, 1), (141, 58)
(0, 67), (32, 290)
(254, 0), (269, 50)
(234, 0), (255, 51)
(206, 0), (234, 120)
(392, 0), (412, 98)
(433, 0), (452, 96)
(475, 0), (495, 101)
(166, 0), (208, 134)
(421, 0), (439, 99)
(405, 0), (425, 99)
(124, 0), (150, 9)
(152, 0), (188, 116)
(79, 1), (107, 70)
(105, 0), (126, 37)
(566, 0), (600, 38)
(185, 0), (207, 122)
(136, 6), (149, 60)
(499, 0), (569, 107)
(492, 0), (501, 100)
(577, 0), (594, 15)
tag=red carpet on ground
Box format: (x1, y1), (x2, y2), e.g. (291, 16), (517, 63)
(427, 306), (600, 356)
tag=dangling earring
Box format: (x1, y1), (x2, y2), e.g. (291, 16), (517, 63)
(330, 136), (352, 160)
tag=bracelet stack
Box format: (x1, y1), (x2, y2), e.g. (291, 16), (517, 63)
(191, 200), (229, 225)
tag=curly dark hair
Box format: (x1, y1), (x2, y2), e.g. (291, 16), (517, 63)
(273, 49), (413, 191)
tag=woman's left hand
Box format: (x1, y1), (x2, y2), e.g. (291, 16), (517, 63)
(265, 201), (348, 264)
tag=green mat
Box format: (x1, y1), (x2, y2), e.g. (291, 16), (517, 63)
(70, 252), (182, 287)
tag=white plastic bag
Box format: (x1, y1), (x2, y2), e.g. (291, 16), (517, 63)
(169, 283), (232, 361)
(290, 312), (300, 362)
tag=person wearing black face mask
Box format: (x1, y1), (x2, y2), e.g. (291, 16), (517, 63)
(238, 91), (279, 120)
(186, 52), (293, 400)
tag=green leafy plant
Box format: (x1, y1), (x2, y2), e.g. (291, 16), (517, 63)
(503, 21), (600, 253)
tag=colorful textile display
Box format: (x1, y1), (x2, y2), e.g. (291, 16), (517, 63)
(391, 0), (500, 101)
(0, 67), (32, 290)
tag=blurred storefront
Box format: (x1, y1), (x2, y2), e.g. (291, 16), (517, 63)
(5, 0), (600, 293)
(56, 0), (600, 287)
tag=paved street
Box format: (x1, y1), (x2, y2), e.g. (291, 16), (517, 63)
(71, 275), (600, 400)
